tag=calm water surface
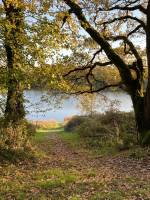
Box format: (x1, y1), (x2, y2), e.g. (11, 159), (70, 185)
(24, 90), (133, 121)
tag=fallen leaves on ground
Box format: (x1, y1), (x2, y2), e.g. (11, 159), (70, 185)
(0, 130), (150, 200)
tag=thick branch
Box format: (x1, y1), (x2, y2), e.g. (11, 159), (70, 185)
(63, 0), (133, 88)
(107, 35), (144, 75)
(107, 35), (142, 62)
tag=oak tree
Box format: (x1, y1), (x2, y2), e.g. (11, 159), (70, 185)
(61, 0), (150, 145)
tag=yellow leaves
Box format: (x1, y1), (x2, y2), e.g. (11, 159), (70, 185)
(27, 84), (31, 90)
(130, 69), (137, 80)
(95, 66), (121, 84)
(56, 11), (68, 27)
(81, 21), (90, 30)
(56, 11), (79, 34)
(77, 93), (97, 115)
(42, 2), (51, 12)
(4, 0), (24, 9)
(67, 16), (79, 34)
(24, 0), (37, 12)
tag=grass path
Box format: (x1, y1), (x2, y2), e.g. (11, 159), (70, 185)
(0, 129), (150, 199)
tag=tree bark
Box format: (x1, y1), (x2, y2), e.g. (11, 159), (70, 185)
(144, 1), (150, 129)
(3, 1), (25, 125)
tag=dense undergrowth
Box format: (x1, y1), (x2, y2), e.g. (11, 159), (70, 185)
(64, 111), (137, 151)
(0, 118), (36, 163)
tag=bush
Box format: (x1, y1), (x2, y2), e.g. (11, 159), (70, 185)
(0, 118), (36, 151)
(77, 118), (115, 147)
(64, 115), (87, 132)
(96, 111), (137, 147)
(26, 121), (36, 136)
(64, 111), (137, 148)
(77, 118), (112, 137)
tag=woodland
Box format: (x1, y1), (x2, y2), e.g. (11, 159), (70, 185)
(0, 0), (150, 199)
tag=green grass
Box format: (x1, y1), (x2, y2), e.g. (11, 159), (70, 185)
(33, 127), (120, 156)
(90, 145), (119, 157)
(36, 168), (78, 189)
(57, 129), (119, 157)
(32, 129), (51, 142)
(57, 129), (81, 148)
(33, 124), (64, 142)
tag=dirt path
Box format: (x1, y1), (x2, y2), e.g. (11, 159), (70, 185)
(44, 132), (150, 181)
(42, 132), (92, 170)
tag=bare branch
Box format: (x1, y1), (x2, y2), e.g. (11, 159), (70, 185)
(99, 15), (146, 30)
(63, 61), (112, 77)
(127, 25), (143, 37)
(67, 83), (122, 95)
(88, 48), (102, 64)
(64, 66), (89, 77)
(99, 4), (147, 14)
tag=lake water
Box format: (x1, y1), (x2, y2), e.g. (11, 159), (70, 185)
(24, 90), (133, 121)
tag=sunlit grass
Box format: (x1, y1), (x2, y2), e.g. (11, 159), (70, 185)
(32, 129), (51, 143)
(57, 130), (81, 148)
(56, 129), (118, 156)
(32, 123), (63, 143)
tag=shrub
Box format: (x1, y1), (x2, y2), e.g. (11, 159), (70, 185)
(64, 111), (137, 148)
(77, 118), (112, 137)
(0, 118), (36, 151)
(26, 121), (36, 136)
(64, 115), (87, 132)
(77, 118), (115, 147)
(97, 111), (137, 147)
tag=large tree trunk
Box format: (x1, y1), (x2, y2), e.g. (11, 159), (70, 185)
(138, 0), (150, 145)
(2, 1), (27, 149)
(131, 94), (150, 146)
(131, 94), (145, 143)
(144, 1), (150, 128)
(4, 1), (25, 124)
(4, 44), (25, 125)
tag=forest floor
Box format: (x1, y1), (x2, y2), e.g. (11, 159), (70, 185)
(0, 127), (150, 200)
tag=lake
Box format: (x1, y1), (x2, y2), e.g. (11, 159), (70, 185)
(24, 90), (133, 121)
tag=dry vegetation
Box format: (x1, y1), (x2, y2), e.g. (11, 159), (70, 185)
(30, 120), (59, 129)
